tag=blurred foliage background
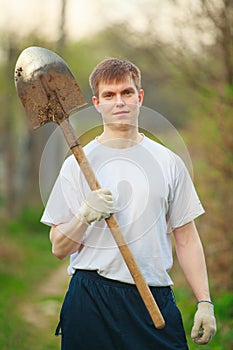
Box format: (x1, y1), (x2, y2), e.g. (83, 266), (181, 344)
(0, 0), (232, 349)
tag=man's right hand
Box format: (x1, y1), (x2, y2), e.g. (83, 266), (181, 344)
(79, 188), (118, 224)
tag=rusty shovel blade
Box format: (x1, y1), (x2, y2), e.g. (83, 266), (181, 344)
(14, 46), (87, 129)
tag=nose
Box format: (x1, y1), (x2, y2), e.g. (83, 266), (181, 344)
(115, 93), (125, 106)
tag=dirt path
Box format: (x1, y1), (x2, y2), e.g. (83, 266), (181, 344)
(20, 263), (70, 329)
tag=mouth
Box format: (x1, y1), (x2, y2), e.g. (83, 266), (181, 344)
(113, 110), (129, 117)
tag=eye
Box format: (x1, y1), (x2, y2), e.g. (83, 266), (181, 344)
(123, 89), (134, 96)
(103, 92), (113, 99)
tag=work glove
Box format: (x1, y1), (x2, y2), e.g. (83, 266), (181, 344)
(191, 301), (216, 345)
(79, 188), (118, 224)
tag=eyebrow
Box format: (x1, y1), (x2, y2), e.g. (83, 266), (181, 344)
(100, 86), (136, 96)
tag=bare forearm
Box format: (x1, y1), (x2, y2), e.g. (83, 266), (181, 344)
(50, 226), (80, 259)
(173, 221), (211, 301)
(50, 213), (88, 259)
(49, 189), (117, 260)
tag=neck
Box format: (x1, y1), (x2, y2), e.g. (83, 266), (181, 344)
(97, 127), (143, 149)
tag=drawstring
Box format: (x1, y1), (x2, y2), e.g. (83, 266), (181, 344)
(55, 320), (62, 336)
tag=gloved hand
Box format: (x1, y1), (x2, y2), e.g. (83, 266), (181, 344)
(79, 188), (118, 224)
(191, 301), (216, 345)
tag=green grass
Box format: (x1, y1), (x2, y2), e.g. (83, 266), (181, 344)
(0, 208), (63, 350)
(0, 208), (232, 349)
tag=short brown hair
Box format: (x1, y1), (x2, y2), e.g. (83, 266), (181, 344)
(89, 58), (141, 97)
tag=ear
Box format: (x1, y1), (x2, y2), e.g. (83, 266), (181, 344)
(92, 96), (101, 113)
(138, 89), (144, 106)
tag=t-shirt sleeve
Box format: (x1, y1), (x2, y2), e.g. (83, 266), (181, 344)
(41, 157), (82, 226)
(167, 156), (205, 229)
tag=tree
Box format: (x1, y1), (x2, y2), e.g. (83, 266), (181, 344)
(170, 0), (233, 290)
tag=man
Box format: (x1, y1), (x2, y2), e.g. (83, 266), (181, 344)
(41, 58), (216, 349)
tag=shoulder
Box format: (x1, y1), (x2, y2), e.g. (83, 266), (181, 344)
(83, 139), (99, 153)
(143, 136), (181, 164)
(60, 140), (98, 177)
(143, 136), (189, 178)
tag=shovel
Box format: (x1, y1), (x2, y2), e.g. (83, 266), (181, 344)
(14, 46), (165, 329)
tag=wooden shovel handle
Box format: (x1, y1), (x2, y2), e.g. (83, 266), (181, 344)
(60, 120), (165, 329)
(105, 215), (165, 329)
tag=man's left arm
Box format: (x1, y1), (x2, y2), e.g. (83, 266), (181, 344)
(173, 220), (216, 344)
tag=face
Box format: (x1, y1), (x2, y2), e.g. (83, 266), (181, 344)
(92, 76), (144, 132)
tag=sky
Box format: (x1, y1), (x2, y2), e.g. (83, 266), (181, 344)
(0, 0), (99, 40)
(0, 0), (184, 42)
(0, 0), (214, 57)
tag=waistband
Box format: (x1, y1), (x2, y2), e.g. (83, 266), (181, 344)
(74, 269), (171, 292)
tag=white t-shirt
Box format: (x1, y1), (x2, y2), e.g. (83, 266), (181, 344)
(41, 136), (204, 286)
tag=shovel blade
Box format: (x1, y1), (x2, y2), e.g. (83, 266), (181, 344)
(15, 46), (87, 129)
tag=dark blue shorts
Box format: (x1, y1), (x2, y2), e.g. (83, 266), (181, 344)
(56, 270), (189, 350)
